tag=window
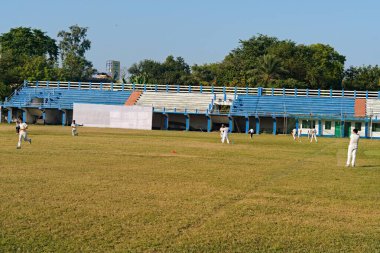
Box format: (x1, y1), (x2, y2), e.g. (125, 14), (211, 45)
(354, 122), (362, 131)
(302, 120), (315, 129)
(325, 121), (331, 130)
(372, 123), (380, 132)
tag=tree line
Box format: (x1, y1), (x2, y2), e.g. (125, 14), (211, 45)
(129, 35), (380, 91)
(0, 25), (95, 99)
(1, 27), (380, 100)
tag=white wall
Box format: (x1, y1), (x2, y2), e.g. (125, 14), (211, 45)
(368, 122), (380, 138)
(322, 120), (335, 136)
(316, 120), (366, 137)
(298, 119), (320, 136)
(73, 104), (153, 130)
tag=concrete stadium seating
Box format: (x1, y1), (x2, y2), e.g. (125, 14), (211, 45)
(4, 87), (131, 109)
(135, 91), (214, 113)
(231, 95), (355, 116)
(366, 99), (380, 116)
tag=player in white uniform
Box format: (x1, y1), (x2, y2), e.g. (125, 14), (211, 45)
(291, 128), (297, 141)
(17, 117), (31, 149)
(346, 128), (360, 167)
(248, 128), (254, 139)
(219, 124), (225, 142)
(297, 128), (302, 142)
(310, 128), (318, 143)
(71, 120), (78, 136)
(71, 120), (83, 136)
(221, 125), (230, 144)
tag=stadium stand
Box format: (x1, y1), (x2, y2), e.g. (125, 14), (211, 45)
(366, 99), (380, 116)
(3, 87), (131, 109)
(230, 95), (355, 117)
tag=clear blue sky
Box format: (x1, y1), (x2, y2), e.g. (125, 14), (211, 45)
(1, 0), (379, 72)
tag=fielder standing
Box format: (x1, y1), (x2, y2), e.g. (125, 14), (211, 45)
(71, 120), (83, 136)
(221, 125), (230, 144)
(310, 128), (318, 143)
(292, 128), (297, 141)
(346, 129), (359, 167)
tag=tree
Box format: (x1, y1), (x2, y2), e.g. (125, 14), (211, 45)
(0, 27), (58, 60)
(0, 27), (59, 99)
(128, 56), (193, 85)
(304, 44), (345, 89)
(343, 65), (380, 91)
(191, 34), (346, 89)
(258, 54), (287, 85)
(57, 25), (95, 81)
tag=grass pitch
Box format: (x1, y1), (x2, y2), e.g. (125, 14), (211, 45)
(0, 125), (379, 252)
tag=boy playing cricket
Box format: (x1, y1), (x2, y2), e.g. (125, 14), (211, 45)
(17, 117), (31, 149)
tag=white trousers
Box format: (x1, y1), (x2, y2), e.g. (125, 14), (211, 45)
(346, 145), (357, 166)
(222, 134), (230, 144)
(310, 133), (318, 142)
(17, 132), (30, 148)
(72, 129), (78, 136)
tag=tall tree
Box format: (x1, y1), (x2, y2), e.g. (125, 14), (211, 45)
(0, 27), (59, 99)
(258, 54), (287, 85)
(343, 65), (380, 91)
(57, 25), (95, 81)
(128, 56), (193, 85)
(0, 27), (58, 60)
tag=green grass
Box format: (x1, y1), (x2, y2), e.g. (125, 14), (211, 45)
(0, 125), (379, 252)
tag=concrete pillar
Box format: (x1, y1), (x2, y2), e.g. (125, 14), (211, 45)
(163, 114), (169, 130)
(295, 119), (299, 132)
(22, 110), (26, 123)
(229, 116), (233, 133)
(255, 117), (260, 135)
(207, 115), (212, 132)
(273, 117), (276, 135)
(61, 110), (66, 126)
(42, 110), (46, 124)
(7, 108), (12, 123)
(258, 87), (262, 96)
(245, 116), (249, 134)
(365, 121), (369, 138)
(185, 114), (190, 131)
(318, 119), (322, 136)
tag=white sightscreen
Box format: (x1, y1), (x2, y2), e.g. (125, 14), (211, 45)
(73, 103), (153, 130)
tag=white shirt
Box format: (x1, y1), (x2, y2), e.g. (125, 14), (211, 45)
(223, 127), (229, 136)
(349, 134), (360, 148)
(19, 123), (28, 133)
(249, 129), (254, 134)
(292, 129), (296, 135)
(71, 123), (77, 130)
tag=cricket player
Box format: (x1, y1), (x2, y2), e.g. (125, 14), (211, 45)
(220, 124), (225, 141)
(71, 120), (82, 136)
(297, 128), (302, 142)
(248, 128), (254, 139)
(292, 128), (297, 141)
(346, 128), (360, 167)
(221, 125), (230, 144)
(310, 128), (318, 143)
(17, 117), (31, 149)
